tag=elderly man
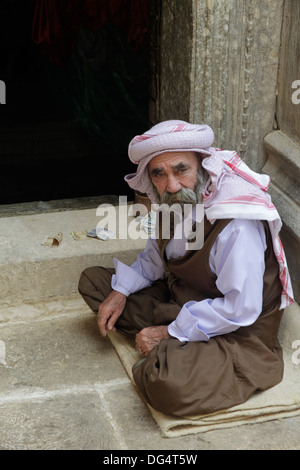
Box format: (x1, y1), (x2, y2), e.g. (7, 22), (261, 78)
(78, 120), (294, 417)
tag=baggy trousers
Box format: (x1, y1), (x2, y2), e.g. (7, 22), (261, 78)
(78, 266), (284, 418)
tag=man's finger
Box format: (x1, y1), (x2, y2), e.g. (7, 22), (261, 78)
(106, 312), (119, 332)
(98, 308), (112, 336)
(98, 307), (122, 336)
(98, 316), (108, 336)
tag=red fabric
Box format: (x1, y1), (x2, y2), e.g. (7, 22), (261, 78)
(32, 0), (150, 65)
(32, 0), (79, 65)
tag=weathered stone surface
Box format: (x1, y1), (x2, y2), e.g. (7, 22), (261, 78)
(0, 393), (119, 450)
(0, 195), (120, 218)
(159, 0), (284, 171)
(0, 303), (299, 450)
(277, 0), (300, 146)
(263, 130), (300, 303)
(263, 131), (300, 231)
(159, 1), (194, 122)
(0, 313), (126, 392)
(0, 207), (147, 309)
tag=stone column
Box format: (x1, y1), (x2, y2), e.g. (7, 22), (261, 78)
(263, 0), (300, 303)
(159, 1), (194, 122)
(159, 0), (284, 171)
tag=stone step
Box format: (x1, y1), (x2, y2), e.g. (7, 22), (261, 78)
(0, 205), (147, 319)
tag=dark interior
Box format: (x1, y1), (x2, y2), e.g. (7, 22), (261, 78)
(0, 0), (151, 204)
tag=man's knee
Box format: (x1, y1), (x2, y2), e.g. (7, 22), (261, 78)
(133, 364), (186, 416)
(78, 267), (93, 295)
(132, 346), (190, 416)
(78, 266), (114, 297)
(78, 266), (114, 314)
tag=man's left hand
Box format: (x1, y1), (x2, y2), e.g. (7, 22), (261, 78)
(135, 325), (172, 356)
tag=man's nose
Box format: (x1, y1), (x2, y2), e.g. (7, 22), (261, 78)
(166, 174), (181, 193)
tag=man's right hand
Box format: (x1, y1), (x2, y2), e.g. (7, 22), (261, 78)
(97, 290), (127, 336)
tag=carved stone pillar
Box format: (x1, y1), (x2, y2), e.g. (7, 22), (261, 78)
(263, 131), (300, 303)
(263, 0), (300, 303)
(159, 1), (194, 122)
(159, 0), (284, 171)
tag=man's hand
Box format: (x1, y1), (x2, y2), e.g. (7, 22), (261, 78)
(98, 290), (126, 336)
(135, 325), (172, 357)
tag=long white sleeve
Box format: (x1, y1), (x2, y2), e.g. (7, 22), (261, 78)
(111, 237), (166, 296)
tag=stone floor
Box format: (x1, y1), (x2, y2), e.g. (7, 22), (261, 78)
(0, 198), (299, 450)
(1, 303), (300, 451)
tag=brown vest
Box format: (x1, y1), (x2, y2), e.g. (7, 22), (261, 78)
(157, 216), (283, 348)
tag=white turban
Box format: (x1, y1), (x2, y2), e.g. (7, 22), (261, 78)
(125, 120), (214, 203)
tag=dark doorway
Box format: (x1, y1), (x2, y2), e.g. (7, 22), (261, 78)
(0, 0), (153, 205)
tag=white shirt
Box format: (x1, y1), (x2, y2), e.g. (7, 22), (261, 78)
(111, 217), (267, 342)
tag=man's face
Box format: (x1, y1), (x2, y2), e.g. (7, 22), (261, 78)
(148, 151), (199, 200)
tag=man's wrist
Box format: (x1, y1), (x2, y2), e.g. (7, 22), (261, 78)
(111, 283), (130, 297)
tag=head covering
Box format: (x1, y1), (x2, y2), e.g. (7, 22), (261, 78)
(125, 120), (214, 203)
(124, 120), (294, 309)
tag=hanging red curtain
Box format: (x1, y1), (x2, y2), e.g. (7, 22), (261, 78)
(32, 0), (150, 66)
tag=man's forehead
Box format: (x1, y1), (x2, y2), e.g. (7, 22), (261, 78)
(148, 151), (197, 168)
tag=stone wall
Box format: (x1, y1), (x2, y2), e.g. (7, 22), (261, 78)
(263, 0), (300, 303)
(276, 0), (300, 147)
(263, 131), (300, 303)
(158, 0), (284, 171)
(159, 1), (194, 122)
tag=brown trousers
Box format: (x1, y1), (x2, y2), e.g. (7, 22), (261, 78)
(78, 266), (284, 417)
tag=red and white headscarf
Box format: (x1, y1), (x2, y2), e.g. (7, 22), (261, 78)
(125, 120), (294, 309)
